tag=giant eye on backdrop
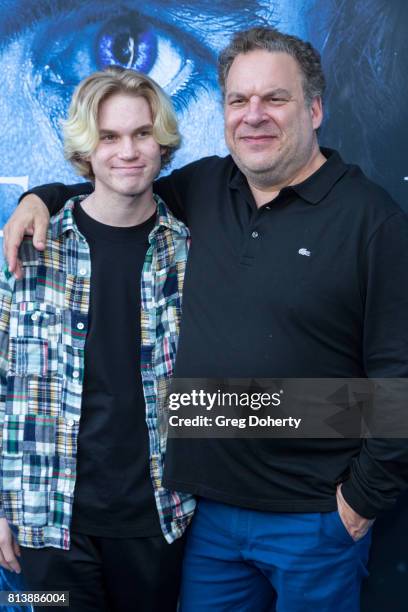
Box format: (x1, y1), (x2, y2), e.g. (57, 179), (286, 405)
(97, 20), (158, 73)
(0, 0), (251, 226)
(30, 6), (215, 123)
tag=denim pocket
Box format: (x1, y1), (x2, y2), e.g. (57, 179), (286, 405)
(320, 510), (355, 546)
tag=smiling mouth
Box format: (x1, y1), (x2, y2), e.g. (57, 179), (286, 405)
(112, 166), (145, 171)
(240, 135), (278, 141)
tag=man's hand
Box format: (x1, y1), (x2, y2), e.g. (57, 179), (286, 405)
(3, 194), (50, 280)
(336, 484), (375, 542)
(0, 517), (21, 573)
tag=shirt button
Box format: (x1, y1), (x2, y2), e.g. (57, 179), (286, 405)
(65, 468), (72, 476)
(265, 206), (271, 210)
(251, 231), (259, 239)
(67, 419), (75, 427)
(72, 371), (80, 379)
(31, 313), (38, 321)
(76, 322), (85, 330)
(79, 268), (87, 276)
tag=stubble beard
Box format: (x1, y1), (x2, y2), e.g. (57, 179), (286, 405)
(230, 148), (294, 191)
(230, 136), (315, 191)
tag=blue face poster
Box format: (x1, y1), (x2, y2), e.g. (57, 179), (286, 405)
(0, 1), (407, 610)
(0, 0), (406, 226)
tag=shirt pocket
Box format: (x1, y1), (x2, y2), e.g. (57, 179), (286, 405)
(8, 304), (62, 377)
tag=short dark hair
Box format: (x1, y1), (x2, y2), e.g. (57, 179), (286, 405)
(218, 27), (326, 106)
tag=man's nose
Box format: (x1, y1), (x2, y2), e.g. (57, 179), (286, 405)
(118, 137), (139, 159)
(243, 97), (266, 125)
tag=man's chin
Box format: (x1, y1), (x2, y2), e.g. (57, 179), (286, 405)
(232, 156), (280, 180)
(112, 184), (146, 198)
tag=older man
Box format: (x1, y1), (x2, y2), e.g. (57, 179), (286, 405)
(5, 27), (408, 612)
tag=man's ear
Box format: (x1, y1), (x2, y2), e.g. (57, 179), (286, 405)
(310, 96), (323, 130)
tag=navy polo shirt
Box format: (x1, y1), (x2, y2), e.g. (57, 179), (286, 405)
(156, 148), (408, 517)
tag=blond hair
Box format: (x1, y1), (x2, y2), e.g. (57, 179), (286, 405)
(63, 66), (180, 179)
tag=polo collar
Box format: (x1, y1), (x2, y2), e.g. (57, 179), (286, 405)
(288, 148), (348, 204)
(229, 147), (348, 206)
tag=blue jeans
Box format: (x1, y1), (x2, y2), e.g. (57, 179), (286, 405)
(180, 499), (371, 612)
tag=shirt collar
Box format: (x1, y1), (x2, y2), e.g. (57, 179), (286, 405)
(50, 193), (189, 240)
(229, 147), (348, 206)
(50, 196), (83, 239)
(288, 148), (348, 204)
(149, 194), (189, 241)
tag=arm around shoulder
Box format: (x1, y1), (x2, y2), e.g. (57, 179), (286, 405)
(3, 180), (92, 279)
(3, 194), (50, 279)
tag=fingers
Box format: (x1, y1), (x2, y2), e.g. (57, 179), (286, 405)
(0, 526), (21, 573)
(13, 538), (21, 558)
(32, 217), (48, 251)
(0, 547), (13, 572)
(3, 225), (25, 280)
(0, 518), (22, 573)
(336, 485), (374, 541)
(3, 194), (50, 279)
(2, 538), (21, 573)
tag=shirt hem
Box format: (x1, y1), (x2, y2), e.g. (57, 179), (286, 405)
(163, 479), (338, 513)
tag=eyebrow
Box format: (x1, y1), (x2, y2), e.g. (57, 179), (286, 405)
(264, 88), (292, 98)
(226, 88), (292, 101)
(99, 124), (153, 135)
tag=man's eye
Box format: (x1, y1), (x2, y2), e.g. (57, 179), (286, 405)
(100, 134), (116, 142)
(267, 98), (288, 105)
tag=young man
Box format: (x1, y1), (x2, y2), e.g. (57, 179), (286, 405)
(5, 27), (408, 612)
(0, 67), (194, 611)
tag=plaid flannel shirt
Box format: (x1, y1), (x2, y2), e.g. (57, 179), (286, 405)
(0, 195), (195, 549)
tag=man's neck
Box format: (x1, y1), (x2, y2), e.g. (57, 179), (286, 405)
(80, 188), (157, 227)
(249, 148), (327, 208)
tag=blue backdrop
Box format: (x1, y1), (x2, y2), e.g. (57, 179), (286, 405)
(0, 1), (407, 610)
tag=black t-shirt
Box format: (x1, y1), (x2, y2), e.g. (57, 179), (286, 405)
(70, 200), (161, 537)
(28, 149), (408, 519)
